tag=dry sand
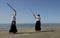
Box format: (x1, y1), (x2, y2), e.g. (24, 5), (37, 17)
(0, 27), (60, 38)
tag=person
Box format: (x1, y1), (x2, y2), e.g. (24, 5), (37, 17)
(32, 13), (41, 32)
(9, 10), (17, 34)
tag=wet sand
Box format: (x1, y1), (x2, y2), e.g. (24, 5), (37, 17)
(0, 27), (60, 38)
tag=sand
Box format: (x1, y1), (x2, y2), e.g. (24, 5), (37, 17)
(0, 27), (60, 38)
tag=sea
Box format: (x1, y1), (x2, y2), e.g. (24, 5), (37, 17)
(0, 23), (60, 31)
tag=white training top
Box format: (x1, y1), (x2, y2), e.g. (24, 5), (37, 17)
(35, 16), (40, 21)
(12, 12), (16, 21)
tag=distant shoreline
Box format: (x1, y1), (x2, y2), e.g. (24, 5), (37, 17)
(0, 23), (60, 31)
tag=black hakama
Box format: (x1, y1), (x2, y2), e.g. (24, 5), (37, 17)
(35, 21), (41, 31)
(9, 21), (17, 34)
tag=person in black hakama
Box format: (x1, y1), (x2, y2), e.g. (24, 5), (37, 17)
(32, 13), (41, 32)
(9, 11), (17, 34)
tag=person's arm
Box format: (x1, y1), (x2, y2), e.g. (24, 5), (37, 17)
(32, 12), (36, 19)
(13, 11), (16, 16)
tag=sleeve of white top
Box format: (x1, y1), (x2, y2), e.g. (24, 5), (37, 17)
(13, 12), (16, 16)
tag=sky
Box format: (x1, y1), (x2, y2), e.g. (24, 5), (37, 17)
(0, 0), (60, 24)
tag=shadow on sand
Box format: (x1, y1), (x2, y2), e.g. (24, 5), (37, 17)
(16, 32), (36, 34)
(40, 30), (55, 32)
(15, 30), (55, 34)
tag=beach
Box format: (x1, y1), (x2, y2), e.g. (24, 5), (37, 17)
(0, 27), (60, 38)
